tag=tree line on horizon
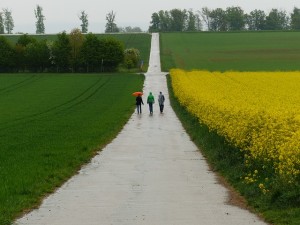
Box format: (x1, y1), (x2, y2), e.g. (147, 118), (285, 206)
(0, 6), (142, 35)
(0, 29), (142, 73)
(3, 5), (300, 34)
(149, 7), (300, 32)
(0, 6), (46, 34)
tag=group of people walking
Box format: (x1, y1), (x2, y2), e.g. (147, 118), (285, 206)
(135, 92), (165, 115)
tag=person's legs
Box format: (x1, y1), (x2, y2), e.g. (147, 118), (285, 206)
(137, 104), (141, 114)
(160, 104), (164, 113)
(149, 103), (153, 114)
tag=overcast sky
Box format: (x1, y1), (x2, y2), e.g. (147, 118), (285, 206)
(1, 0), (299, 33)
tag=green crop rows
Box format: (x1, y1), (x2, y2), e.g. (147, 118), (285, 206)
(161, 31), (300, 72)
(0, 73), (144, 224)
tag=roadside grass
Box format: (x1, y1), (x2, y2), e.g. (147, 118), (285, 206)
(0, 73), (144, 225)
(160, 31), (300, 72)
(166, 74), (300, 225)
(3, 33), (151, 71)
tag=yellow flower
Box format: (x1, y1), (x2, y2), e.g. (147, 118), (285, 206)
(170, 69), (300, 184)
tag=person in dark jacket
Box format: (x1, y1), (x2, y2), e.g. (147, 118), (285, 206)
(158, 91), (165, 113)
(147, 92), (155, 114)
(136, 94), (144, 114)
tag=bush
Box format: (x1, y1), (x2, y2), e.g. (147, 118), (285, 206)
(0, 36), (15, 72)
(123, 48), (141, 70)
(100, 37), (124, 71)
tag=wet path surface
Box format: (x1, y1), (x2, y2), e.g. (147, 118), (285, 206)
(15, 33), (266, 225)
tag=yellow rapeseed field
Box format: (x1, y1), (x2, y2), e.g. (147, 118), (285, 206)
(170, 69), (300, 188)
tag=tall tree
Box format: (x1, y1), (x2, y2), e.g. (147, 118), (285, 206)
(290, 7), (300, 30)
(69, 28), (84, 72)
(52, 31), (72, 72)
(0, 12), (4, 34)
(226, 7), (245, 31)
(25, 40), (50, 72)
(3, 8), (14, 34)
(246, 10), (266, 31)
(195, 12), (202, 31)
(80, 33), (102, 72)
(186, 10), (197, 31)
(0, 36), (15, 72)
(15, 34), (37, 71)
(149, 12), (160, 32)
(210, 8), (227, 31)
(200, 7), (212, 31)
(105, 10), (119, 33)
(265, 9), (289, 30)
(99, 37), (124, 71)
(35, 5), (45, 34)
(79, 10), (88, 33)
(159, 10), (171, 31)
(170, 9), (187, 31)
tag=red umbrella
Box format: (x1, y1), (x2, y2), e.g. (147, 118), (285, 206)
(132, 92), (143, 96)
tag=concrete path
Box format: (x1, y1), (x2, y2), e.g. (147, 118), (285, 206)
(15, 33), (266, 225)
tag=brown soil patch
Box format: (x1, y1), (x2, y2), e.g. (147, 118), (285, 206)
(214, 172), (272, 225)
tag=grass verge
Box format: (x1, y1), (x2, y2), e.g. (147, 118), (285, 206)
(166, 74), (300, 225)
